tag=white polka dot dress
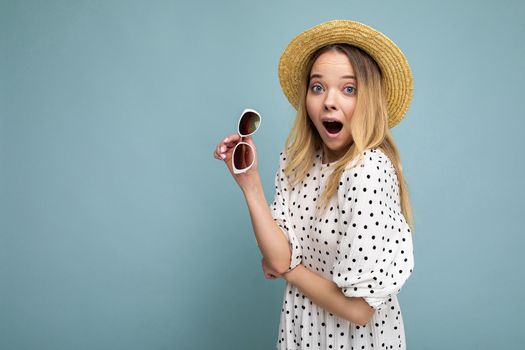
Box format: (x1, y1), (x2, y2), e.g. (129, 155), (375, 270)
(270, 147), (414, 350)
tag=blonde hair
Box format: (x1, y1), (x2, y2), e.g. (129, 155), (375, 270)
(283, 44), (415, 233)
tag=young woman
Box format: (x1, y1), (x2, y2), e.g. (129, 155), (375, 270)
(213, 20), (415, 350)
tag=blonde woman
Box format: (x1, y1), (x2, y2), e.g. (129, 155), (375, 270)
(214, 20), (415, 350)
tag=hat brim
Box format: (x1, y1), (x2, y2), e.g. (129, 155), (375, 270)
(278, 20), (413, 128)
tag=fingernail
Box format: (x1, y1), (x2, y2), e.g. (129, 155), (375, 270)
(223, 138), (229, 143)
(220, 154), (226, 159)
(220, 146), (226, 152)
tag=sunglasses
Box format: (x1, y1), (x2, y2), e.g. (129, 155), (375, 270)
(232, 108), (262, 174)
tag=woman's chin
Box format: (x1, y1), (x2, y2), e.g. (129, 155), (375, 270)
(322, 136), (354, 155)
(322, 134), (349, 148)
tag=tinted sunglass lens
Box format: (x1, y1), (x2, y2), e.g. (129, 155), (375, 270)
(233, 143), (254, 171)
(239, 112), (260, 136)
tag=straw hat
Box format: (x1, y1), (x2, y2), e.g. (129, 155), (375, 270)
(278, 20), (413, 128)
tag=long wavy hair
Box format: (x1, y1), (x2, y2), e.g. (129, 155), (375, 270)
(283, 44), (415, 233)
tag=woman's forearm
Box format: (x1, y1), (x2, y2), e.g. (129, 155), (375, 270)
(283, 264), (374, 326)
(242, 174), (293, 274)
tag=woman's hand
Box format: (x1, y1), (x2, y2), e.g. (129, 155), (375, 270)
(213, 133), (261, 193)
(261, 258), (284, 280)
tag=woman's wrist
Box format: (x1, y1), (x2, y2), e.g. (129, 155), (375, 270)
(282, 263), (303, 283)
(241, 172), (263, 197)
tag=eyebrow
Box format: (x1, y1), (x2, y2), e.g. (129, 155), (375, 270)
(309, 74), (356, 80)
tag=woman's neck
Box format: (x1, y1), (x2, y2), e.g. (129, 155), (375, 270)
(321, 146), (345, 164)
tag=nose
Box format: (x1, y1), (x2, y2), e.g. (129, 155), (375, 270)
(323, 88), (338, 111)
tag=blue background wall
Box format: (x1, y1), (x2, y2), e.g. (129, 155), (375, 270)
(2, 0), (524, 349)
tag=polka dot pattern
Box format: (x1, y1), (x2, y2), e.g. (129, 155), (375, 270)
(270, 147), (414, 350)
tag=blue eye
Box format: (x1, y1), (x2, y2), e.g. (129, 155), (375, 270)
(345, 86), (356, 94)
(310, 84), (323, 93)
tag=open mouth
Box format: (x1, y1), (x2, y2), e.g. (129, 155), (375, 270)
(322, 121), (343, 134)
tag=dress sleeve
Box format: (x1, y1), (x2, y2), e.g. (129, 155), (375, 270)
(332, 150), (414, 311)
(269, 150), (302, 272)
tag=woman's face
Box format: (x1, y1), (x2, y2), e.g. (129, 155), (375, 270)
(306, 50), (357, 163)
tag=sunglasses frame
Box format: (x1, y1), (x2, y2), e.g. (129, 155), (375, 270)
(232, 108), (262, 174)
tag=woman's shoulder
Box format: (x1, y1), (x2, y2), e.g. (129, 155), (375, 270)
(343, 147), (395, 176)
(365, 147), (395, 169)
(276, 148), (290, 169)
(337, 148), (397, 201)
(278, 144), (293, 161)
